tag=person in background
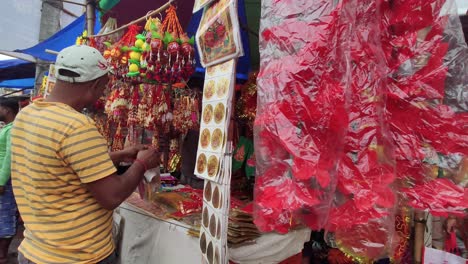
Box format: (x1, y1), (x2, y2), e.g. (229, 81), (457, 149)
(180, 84), (204, 190)
(180, 129), (204, 189)
(11, 45), (160, 264)
(0, 98), (19, 264)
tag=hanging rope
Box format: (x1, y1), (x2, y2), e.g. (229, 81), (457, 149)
(89, 0), (175, 38)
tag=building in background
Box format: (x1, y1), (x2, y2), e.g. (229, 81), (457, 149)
(0, 0), (85, 51)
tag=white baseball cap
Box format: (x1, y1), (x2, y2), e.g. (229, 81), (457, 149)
(55, 45), (111, 83)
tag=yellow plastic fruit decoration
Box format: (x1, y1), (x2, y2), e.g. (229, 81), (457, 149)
(103, 50), (111, 59)
(141, 43), (148, 51)
(110, 48), (121, 59)
(121, 56), (128, 65)
(135, 39), (145, 48)
(129, 51), (141, 61)
(129, 64), (139, 73)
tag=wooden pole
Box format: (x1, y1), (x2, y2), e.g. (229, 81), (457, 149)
(86, 0), (96, 35)
(413, 211), (426, 264)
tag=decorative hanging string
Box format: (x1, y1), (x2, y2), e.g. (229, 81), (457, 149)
(89, 0), (175, 38)
(161, 5), (184, 38)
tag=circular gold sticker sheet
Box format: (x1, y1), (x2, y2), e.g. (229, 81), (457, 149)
(207, 66), (216, 76)
(197, 153), (207, 174)
(216, 78), (229, 98)
(200, 128), (211, 149)
(214, 103), (225, 124)
(211, 128), (223, 150)
(219, 61), (232, 73)
(207, 155), (219, 177)
(202, 104), (213, 124)
(204, 80), (215, 99)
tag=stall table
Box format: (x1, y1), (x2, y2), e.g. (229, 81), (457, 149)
(117, 194), (311, 264)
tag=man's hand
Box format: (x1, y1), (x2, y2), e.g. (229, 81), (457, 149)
(110, 144), (148, 165)
(87, 147), (160, 210)
(122, 144), (148, 161)
(136, 148), (160, 170)
(0, 186), (4, 195)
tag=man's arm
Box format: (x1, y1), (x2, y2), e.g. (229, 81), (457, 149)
(61, 123), (158, 210)
(86, 148), (159, 210)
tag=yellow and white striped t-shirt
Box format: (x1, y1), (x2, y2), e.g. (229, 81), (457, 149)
(11, 100), (116, 264)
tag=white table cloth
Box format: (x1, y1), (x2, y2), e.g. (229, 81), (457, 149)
(117, 203), (310, 264)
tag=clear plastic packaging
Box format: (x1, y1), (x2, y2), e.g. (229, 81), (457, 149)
(254, 0), (468, 261)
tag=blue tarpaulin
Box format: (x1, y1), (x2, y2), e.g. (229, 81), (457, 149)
(186, 0), (251, 81)
(0, 78), (35, 89)
(0, 59), (36, 82)
(14, 13), (101, 62)
(0, 59), (30, 69)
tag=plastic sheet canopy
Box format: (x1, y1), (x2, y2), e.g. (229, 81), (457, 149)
(254, 0), (468, 261)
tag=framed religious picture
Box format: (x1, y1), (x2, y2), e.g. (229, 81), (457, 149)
(196, 0), (243, 67)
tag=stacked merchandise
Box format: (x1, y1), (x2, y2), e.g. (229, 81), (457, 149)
(228, 205), (261, 246)
(193, 0), (244, 262)
(254, 0), (468, 262)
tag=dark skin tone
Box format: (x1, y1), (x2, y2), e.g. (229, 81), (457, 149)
(46, 75), (160, 210)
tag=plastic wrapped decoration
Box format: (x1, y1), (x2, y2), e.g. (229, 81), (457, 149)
(379, 0), (468, 218)
(328, 1), (397, 261)
(254, 0), (356, 234)
(254, 0), (468, 262)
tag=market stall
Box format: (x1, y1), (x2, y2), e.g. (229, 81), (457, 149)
(51, 1), (312, 263)
(42, 0), (468, 263)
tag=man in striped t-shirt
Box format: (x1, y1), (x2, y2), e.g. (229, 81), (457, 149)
(11, 45), (159, 264)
